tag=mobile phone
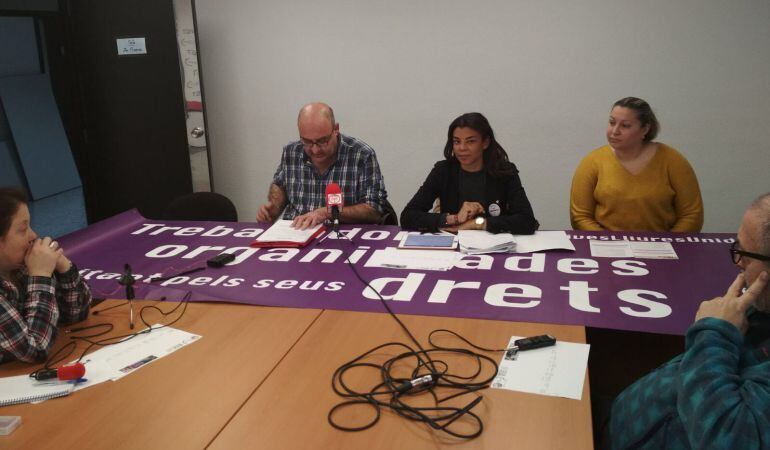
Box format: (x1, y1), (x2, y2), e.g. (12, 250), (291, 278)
(206, 253), (235, 268)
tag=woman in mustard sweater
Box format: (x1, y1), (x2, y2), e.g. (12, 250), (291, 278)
(570, 97), (704, 232)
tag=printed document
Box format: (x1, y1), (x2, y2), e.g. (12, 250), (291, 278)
(365, 247), (461, 271)
(589, 240), (678, 259)
(492, 336), (590, 400)
(73, 325), (201, 391)
(253, 220), (323, 245)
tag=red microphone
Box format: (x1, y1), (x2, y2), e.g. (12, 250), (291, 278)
(33, 362), (86, 381)
(325, 183), (344, 232)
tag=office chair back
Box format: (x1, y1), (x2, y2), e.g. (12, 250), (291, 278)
(380, 199), (398, 226)
(163, 192), (238, 222)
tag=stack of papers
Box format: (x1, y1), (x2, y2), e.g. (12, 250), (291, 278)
(251, 220), (324, 248)
(512, 231), (575, 253)
(457, 230), (516, 254)
(364, 247), (461, 271)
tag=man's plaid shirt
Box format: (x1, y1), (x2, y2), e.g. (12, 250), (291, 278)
(0, 264), (91, 363)
(272, 133), (387, 219)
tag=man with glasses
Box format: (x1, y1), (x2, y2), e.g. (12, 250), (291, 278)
(609, 193), (770, 449)
(256, 102), (387, 229)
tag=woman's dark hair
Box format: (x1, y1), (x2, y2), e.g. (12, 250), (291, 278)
(0, 187), (28, 238)
(612, 97), (660, 142)
(443, 112), (514, 178)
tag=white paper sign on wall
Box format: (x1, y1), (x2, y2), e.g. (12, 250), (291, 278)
(116, 37), (147, 56)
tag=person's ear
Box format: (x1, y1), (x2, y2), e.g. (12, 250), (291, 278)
(641, 124), (650, 140)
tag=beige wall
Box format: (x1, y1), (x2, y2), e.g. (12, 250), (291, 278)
(195, 0), (770, 231)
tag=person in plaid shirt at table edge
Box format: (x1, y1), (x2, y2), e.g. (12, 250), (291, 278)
(609, 193), (770, 449)
(0, 187), (91, 364)
(256, 102), (388, 230)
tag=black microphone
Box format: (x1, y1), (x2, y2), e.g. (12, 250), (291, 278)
(118, 264), (136, 329)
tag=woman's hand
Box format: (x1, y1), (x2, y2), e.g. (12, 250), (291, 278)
(25, 237), (63, 277)
(55, 250), (73, 274)
(456, 202), (484, 223)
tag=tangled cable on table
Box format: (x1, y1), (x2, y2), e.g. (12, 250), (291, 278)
(327, 229), (508, 439)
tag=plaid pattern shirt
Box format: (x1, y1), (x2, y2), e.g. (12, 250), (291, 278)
(0, 264), (91, 364)
(611, 314), (770, 449)
(272, 133), (387, 219)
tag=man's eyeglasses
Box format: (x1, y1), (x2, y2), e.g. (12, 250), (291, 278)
(730, 242), (770, 265)
(300, 131), (334, 150)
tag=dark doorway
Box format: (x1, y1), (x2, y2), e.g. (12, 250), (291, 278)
(52, 0), (192, 222)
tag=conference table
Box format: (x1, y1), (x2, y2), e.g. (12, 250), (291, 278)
(0, 299), (593, 449)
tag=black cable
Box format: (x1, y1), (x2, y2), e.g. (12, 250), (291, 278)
(146, 266), (206, 283)
(327, 230), (506, 440)
(71, 291), (192, 364)
(31, 292), (192, 379)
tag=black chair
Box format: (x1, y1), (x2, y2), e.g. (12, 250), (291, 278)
(163, 192), (238, 221)
(379, 199), (398, 226)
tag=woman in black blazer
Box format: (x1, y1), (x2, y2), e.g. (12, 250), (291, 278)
(400, 112), (539, 234)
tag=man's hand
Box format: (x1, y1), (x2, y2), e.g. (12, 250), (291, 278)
(257, 202), (278, 223)
(291, 207), (328, 230)
(257, 184), (288, 223)
(457, 202), (484, 224)
(695, 271), (770, 333)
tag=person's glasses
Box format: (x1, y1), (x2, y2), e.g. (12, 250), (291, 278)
(300, 131), (334, 150)
(730, 241), (770, 265)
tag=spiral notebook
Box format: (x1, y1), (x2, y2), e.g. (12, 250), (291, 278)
(0, 374), (74, 407)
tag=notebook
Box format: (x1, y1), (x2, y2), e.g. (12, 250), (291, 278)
(0, 374), (75, 407)
(250, 220), (325, 248)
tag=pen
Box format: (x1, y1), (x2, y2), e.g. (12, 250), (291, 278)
(382, 263), (407, 269)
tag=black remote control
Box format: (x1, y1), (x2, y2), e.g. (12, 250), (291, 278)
(514, 334), (556, 351)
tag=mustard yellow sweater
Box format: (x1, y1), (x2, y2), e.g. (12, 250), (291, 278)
(570, 144), (703, 232)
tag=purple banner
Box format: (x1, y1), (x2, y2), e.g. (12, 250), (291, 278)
(59, 210), (738, 335)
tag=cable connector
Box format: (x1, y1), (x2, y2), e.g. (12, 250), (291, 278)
(395, 374), (435, 394)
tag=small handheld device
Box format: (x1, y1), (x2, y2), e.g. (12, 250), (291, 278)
(207, 253), (235, 268)
(505, 334), (556, 360)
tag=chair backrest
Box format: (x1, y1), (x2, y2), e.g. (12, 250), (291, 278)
(379, 199), (398, 226)
(163, 192), (238, 222)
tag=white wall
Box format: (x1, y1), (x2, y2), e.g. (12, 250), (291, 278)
(194, 0), (770, 231)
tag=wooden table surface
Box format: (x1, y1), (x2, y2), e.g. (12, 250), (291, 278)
(0, 300), (323, 450)
(209, 310), (593, 450)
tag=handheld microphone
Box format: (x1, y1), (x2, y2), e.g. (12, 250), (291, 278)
(325, 183), (344, 233)
(32, 362), (86, 381)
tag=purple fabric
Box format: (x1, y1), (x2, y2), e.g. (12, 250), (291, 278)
(60, 210), (738, 335)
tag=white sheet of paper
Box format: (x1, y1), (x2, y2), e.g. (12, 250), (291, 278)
(512, 230), (576, 253)
(589, 240), (634, 258)
(364, 247), (461, 271)
(628, 241), (679, 259)
(492, 336), (590, 400)
(589, 240), (678, 259)
(74, 325), (201, 389)
(255, 219), (323, 244)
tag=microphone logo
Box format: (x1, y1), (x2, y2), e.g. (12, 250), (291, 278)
(327, 193), (342, 206)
